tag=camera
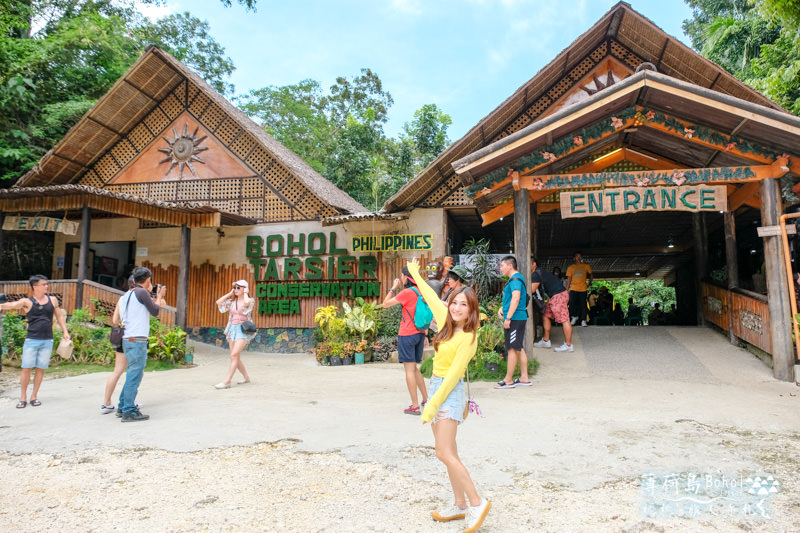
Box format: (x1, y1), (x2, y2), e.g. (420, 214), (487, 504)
(151, 284), (160, 296)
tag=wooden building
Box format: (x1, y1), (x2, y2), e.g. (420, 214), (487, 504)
(382, 2), (800, 381)
(0, 47), (443, 352)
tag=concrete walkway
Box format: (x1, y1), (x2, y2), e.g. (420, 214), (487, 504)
(1, 326), (798, 491)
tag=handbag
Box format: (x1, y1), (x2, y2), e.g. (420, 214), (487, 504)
(109, 325), (124, 350)
(463, 366), (484, 420)
(110, 291), (132, 350)
(56, 338), (74, 359)
(531, 288), (547, 314)
(240, 320), (257, 334)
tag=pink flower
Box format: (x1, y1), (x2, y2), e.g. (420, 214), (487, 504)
(646, 110), (655, 121)
(532, 178), (545, 190)
(573, 135), (583, 147)
(541, 151), (557, 162)
(724, 142), (736, 152)
(635, 176), (650, 187)
(683, 128), (695, 139)
(671, 171), (686, 186)
(611, 117), (623, 129)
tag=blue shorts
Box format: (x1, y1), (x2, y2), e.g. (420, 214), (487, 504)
(397, 333), (425, 363)
(226, 323), (250, 342)
(21, 338), (54, 369)
(428, 376), (466, 424)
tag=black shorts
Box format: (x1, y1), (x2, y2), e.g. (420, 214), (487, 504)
(504, 320), (526, 350)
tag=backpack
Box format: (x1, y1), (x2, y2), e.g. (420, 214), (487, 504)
(409, 287), (433, 330)
(510, 273), (530, 308)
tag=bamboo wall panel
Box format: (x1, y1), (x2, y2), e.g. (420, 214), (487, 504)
(731, 291), (771, 354)
(701, 282), (771, 354)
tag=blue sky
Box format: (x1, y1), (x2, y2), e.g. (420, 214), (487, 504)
(145, 0), (695, 140)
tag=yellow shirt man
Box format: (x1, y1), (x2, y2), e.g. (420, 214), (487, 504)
(566, 252), (593, 326)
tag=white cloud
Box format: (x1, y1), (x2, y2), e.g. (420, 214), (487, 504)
(390, 0), (423, 15)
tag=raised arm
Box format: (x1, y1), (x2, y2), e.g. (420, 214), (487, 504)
(406, 261), (447, 326)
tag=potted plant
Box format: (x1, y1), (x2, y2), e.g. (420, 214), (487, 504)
(315, 342), (332, 365)
(353, 339), (368, 364)
(343, 298), (380, 361)
(480, 349), (503, 373)
(341, 341), (356, 365)
(329, 341), (344, 366)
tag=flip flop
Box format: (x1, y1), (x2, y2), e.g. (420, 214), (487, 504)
(16, 401), (27, 409)
(30, 399), (42, 406)
(513, 378), (533, 387)
(494, 380), (517, 389)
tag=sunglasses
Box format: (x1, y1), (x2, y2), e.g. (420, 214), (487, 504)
(232, 285), (242, 290)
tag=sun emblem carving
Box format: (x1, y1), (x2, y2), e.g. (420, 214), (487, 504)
(158, 123), (208, 179)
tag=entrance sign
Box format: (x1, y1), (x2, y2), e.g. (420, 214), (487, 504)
(3, 215), (78, 235)
(757, 225), (796, 237)
(560, 186), (727, 219)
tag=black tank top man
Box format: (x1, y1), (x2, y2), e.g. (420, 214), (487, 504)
(26, 296), (54, 340)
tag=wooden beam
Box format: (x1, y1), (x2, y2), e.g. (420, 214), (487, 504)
(515, 159), (789, 191)
(480, 190), (551, 226)
(727, 182), (761, 211)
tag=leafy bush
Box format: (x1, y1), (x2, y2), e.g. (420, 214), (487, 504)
(376, 305), (401, 337)
(148, 317), (190, 364)
(372, 335), (396, 361)
(461, 237), (501, 301)
(1, 312), (28, 359)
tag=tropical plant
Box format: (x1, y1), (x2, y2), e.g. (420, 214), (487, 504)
(461, 237), (500, 301)
(371, 335), (396, 362)
(148, 317), (189, 364)
(342, 298), (379, 341)
(314, 305), (339, 336)
(476, 322), (505, 355)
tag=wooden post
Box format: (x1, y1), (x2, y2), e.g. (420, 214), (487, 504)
(692, 212), (708, 326)
(176, 224), (190, 330)
(513, 189), (533, 359)
(75, 205), (91, 308)
(760, 178), (793, 381)
(724, 211), (739, 345)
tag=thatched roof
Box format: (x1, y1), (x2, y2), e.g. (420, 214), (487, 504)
(0, 184), (255, 227)
(15, 46), (365, 215)
(383, 1), (785, 213)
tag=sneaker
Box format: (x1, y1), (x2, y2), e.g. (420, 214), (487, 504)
(214, 382), (231, 389)
(121, 409), (150, 422)
(570, 316), (579, 325)
(114, 402), (141, 417)
(533, 339), (551, 348)
(100, 404), (115, 414)
(464, 499), (492, 533)
(581, 320), (588, 327)
(554, 343), (574, 352)
(432, 504), (467, 522)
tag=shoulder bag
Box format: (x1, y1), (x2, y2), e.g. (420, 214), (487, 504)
(110, 292), (132, 350)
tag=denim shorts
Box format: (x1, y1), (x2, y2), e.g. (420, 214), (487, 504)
(397, 333), (425, 363)
(428, 376), (466, 424)
(21, 338), (54, 369)
(227, 323), (250, 342)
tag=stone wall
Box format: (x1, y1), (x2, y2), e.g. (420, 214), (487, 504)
(188, 327), (314, 353)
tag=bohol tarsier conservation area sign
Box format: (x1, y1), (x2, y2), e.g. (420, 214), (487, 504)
(246, 232), (432, 315)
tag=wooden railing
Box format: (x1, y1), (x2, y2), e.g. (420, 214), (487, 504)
(701, 281), (771, 354)
(0, 279), (176, 328)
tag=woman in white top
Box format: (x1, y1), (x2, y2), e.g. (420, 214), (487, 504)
(214, 279), (255, 389)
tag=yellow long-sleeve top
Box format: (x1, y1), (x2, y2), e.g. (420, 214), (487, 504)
(407, 262), (478, 422)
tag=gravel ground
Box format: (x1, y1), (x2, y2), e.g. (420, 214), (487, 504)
(1, 328), (799, 532)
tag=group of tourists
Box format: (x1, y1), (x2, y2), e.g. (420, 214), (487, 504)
(1, 268), (254, 423)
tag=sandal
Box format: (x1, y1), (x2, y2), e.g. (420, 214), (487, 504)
(494, 380), (517, 389)
(30, 399), (42, 406)
(403, 405), (421, 415)
(16, 401), (27, 409)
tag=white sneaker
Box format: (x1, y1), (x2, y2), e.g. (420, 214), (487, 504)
(533, 339), (551, 348)
(100, 404), (115, 414)
(555, 343), (574, 352)
(431, 504), (467, 522)
(581, 320), (588, 327)
(570, 316), (579, 325)
(464, 500), (492, 532)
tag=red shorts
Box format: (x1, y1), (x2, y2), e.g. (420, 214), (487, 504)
(544, 291), (570, 324)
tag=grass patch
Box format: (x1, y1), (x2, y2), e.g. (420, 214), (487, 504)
(420, 355), (539, 382)
(1, 358), (182, 379)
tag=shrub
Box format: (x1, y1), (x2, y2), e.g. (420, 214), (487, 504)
(377, 305), (401, 337)
(372, 335), (396, 362)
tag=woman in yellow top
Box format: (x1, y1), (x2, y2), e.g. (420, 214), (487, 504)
(406, 260), (491, 533)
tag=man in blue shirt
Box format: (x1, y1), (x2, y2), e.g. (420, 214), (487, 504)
(496, 256), (531, 389)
